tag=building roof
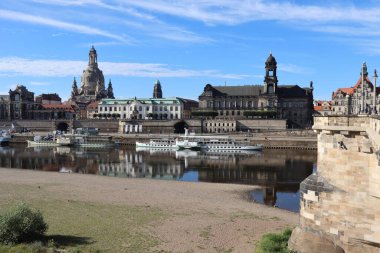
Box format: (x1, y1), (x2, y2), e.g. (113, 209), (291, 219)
(36, 93), (61, 101)
(99, 97), (184, 105)
(265, 52), (277, 64)
(277, 85), (312, 98)
(314, 100), (332, 106)
(314, 105), (331, 111)
(314, 106), (323, 111)
(41, 104), (75, 112)
(176, 97), (199, 104)
(332, 75), (374, 98)
(87, 101), (99, 110)
(212, 85), (263, 96)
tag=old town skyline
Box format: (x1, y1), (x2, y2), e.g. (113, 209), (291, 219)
(2, 1), (380, 101)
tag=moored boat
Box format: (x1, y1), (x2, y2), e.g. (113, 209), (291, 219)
(136, 139), (180, 149)
(27, 134), (74, 147)
(0, 131), (12, 146)
(180, 135), (263, 151)
(72, 135), (116, 148)
(175, 139), (201, 150)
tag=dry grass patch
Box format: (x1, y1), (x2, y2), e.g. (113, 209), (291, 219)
(0, 183), (167, 252)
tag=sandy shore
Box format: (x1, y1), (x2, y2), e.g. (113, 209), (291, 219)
(0, 168), (298, 252)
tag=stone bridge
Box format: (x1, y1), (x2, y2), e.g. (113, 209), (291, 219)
(289, 115), (380, 253)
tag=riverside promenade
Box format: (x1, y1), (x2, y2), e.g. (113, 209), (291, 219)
(10, 129), (317, 150)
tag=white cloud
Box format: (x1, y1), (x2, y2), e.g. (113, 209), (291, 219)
(0, 57), (247, 79)
(278, 63), (312, 74)
(123, 0), (380, 25)
(29, 81), (50, 86)
(0, 9), (130, 42)
(28, 0), (210, 43)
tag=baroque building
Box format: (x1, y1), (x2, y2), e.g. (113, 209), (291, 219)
(96, 80), (198, 120)
(0, 85), (36, 120)
(69, 46), (114, 118)
(198, 53), (314, 128)
(331, 62), (379, 115)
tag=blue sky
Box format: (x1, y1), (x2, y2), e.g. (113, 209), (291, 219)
(1, 0), (380, 101)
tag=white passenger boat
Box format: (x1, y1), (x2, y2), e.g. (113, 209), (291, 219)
(175, 139), (201, 150)
(72, 135), (115, 148)
(182, 135), (263, 151)
(136, 139), (180, 150)
(175, 128), (201, 150)
(56, 136), (74, 146)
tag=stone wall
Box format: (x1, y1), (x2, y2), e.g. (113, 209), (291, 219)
(118, 119), (202, 134)
(237, 119), (286, 131)
(289, 115), (380, 253)
(74, 120), (119, 133)
(0, 119), (119, 133)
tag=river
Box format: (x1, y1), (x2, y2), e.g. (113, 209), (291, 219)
(0, 144), (316, 212)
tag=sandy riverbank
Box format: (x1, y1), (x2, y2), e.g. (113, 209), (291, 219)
(0, 168), (298, 252)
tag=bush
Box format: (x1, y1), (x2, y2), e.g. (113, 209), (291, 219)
(243, 110), (277, 118)
(255, 228), (295, 253)
(191, 111), (218, 117)
(0, 203), (48, 245)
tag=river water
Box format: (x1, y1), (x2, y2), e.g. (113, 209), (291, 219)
(0, 144), (316, 212)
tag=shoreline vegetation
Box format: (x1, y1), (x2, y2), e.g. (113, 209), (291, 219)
(0, 168), (297, 252)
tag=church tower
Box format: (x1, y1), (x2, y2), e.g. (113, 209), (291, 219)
(78, 46), (105, 99)
(153, 80), (163, 98)
(264, 52), (278, 94)
(70, 77), (78, 99)
(107, 79), (115, 99)
(88, 45), (98, 68)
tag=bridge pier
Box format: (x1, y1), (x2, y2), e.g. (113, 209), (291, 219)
(289, 116), (380, 253)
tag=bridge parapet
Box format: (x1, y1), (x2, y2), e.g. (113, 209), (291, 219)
(289, 115), (380, 253)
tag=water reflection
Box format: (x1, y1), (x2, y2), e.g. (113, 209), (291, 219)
(0, 145), (316, 212)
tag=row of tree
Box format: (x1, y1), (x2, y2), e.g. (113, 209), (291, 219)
(191, 110), (277, 118)
(93, 113), (120, 119)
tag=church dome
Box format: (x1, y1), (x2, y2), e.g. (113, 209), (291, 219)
(266, 52), (277, 64)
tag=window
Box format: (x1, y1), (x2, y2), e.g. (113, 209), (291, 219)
(100, 107), (103, 112)
(110, 107), (112, 112)
(105, 107), (108, 111)
(139, 106), (142, 111)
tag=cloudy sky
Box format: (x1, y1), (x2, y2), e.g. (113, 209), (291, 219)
(1, 0), (380, 101)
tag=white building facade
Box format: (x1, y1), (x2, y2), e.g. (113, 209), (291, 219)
(97, 97), (184, 120)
